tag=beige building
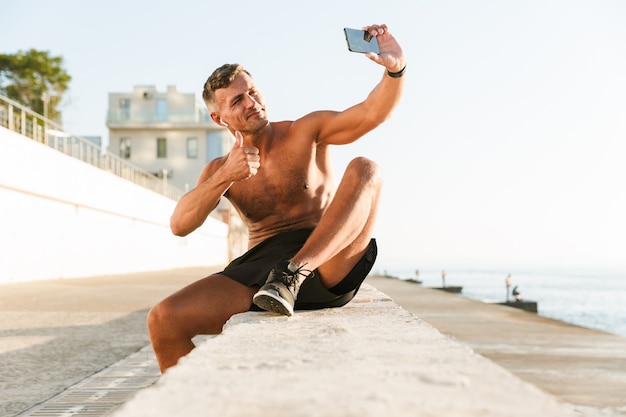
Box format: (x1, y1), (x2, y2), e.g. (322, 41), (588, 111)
(106, 85), (248, 259)
(106, 85), (231, 192)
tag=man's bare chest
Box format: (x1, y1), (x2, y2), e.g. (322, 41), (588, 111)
(228, 163), (313, 221)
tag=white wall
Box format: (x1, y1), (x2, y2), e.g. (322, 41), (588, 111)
(0, 126), (229, 284)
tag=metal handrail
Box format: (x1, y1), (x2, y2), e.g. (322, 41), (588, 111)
(0, 94), (185, 201)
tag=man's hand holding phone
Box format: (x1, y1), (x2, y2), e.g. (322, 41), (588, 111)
(344, 24), (406, 75)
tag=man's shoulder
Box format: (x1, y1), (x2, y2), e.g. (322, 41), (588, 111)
(272, 110), (334, 127)
(272, 111), (335, 142)
(199, 155), (226, 179)
(269, 120), (295, 130)
(205, 154), (227, 165)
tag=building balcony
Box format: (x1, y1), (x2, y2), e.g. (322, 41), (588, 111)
(106, 108), (219, 130)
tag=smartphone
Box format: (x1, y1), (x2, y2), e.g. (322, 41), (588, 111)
(344, 28), (379, 54)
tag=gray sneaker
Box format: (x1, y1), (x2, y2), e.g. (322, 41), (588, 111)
(252, 261), (313, 316)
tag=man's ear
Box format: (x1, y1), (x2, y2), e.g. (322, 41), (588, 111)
(210, 113), (228, 127)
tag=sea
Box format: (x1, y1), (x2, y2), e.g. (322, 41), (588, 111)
(376, 267), (626, 338)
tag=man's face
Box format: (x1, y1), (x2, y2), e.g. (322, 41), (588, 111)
(212, 72), (268, 132)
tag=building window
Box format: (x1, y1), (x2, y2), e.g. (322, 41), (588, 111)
(156, 98), (168, 122)
(120, 137), (131, 159)
(157, 138), (167, 158)
(187, 137), (198, 158)
(119, 98), (130, 121)
(205, 131), (223, 162)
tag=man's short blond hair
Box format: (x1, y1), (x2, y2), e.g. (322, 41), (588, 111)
(202, 63), (251, 111)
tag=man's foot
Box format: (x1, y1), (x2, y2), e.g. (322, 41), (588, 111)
(252, 261), (313, 316)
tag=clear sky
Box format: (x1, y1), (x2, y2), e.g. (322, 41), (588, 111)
(3, 0), (625, 274)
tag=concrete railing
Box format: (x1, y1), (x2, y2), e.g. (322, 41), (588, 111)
(111, 285), (577, 417)
(0, 94), (184, 201)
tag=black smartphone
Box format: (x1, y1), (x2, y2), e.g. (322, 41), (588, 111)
(344, 28), (380, 54)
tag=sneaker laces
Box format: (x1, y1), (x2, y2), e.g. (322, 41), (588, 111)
(273, 262), (313, 288)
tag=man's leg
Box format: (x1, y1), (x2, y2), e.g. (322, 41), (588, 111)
(253, 157), (381, 314)
(147, 274), (257, 372)
(294, 157), (381, 286)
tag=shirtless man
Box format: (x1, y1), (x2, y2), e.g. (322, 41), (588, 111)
(148, 23), (405, 372)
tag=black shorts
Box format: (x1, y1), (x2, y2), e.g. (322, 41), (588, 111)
(218, 229), (377, 310)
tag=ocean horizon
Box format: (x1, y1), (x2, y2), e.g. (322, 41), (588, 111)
(372, 266), (626, 339)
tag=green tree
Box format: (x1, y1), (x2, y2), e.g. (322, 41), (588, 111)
(0, 49), (71, 122)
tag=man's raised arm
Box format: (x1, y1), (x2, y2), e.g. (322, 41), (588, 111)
(315, 23), (406, 145)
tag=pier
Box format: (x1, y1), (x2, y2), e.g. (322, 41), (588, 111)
(2, 270), (625, 416)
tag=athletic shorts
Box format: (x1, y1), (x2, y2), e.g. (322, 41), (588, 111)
(218, 228), (377, 310)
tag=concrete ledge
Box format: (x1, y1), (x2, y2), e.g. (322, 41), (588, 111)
(112, 284), (576, 417)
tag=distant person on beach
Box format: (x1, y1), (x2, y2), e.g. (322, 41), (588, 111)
(441, 270), (447, 287)
(512, 286), (522, 301)
(506, 274), (512, 302)
(147, 24), (406, 372)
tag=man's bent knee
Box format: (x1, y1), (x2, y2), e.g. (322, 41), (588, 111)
(147, 297), (188, 339)
(147, 301), (169, 339)
(346, 157), (382, 185)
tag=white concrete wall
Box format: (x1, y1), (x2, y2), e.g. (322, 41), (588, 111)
(0, 126), (229, 284)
